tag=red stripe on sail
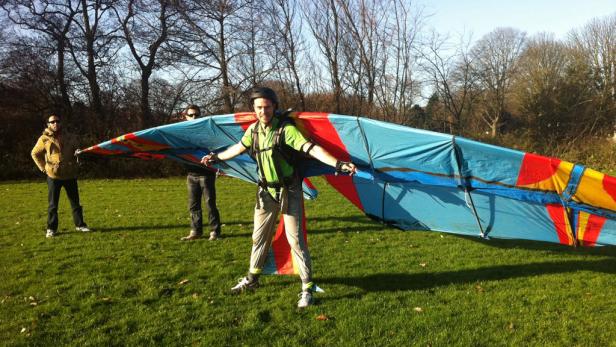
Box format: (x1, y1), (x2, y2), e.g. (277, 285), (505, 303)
(111, 133), (170, 152)
(271, 201), (308, 275)
(297, 112), (364, 210)
(602, 174), (616, 204)
(580, 213), (606, 247)
(234, 112), (257, 131)
(545, 204), (571, 245)
(516, 153), (561, 186)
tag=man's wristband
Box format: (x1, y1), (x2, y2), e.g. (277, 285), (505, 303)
(335, 160), (351, 174)
(209, 152), (220, 163)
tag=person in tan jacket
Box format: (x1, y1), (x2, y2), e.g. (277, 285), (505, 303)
(31, 114), (90, 238)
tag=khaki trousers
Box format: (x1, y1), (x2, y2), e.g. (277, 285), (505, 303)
(250, 183), (312, 283)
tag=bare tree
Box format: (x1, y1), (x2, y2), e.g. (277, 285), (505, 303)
(68, 0), (120, 122)
(175, 0), (251, 113)
(471, 27), (526, 137)
(337, 0), (390, 115)
(419, 31), (477, 134)
(1, 0), (80, 118)
(378, 0), (422, 122)
(234, 1), (275, 88)
(568, 13), (616, 139)
(304, 0), (423, 119)
(303, 0), (345, 113)
(514, 33), (581, 141)
(114, 0), (178, 128)
(268, 0), (306, 110)
(0, 40), (65, 116)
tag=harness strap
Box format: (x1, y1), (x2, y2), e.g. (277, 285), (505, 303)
(270, 127), (289, 188)
(258, 176), (296, 188)
(303, 142), (316, 156)
(252, 125), (269, 188)
(251, 120), (295, 191)
(252, 146), (275, 154)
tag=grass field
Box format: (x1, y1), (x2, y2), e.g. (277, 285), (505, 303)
(2, 177), (616, 346)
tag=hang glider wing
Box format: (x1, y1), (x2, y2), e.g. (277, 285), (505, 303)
(288, 112), (616, 247)
(79, 113), (317, 199)
(80, 112), (616, 264)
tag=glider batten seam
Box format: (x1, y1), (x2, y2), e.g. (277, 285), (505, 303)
(355, 117), (376, 179)
(382, 181), (389, 223)
(452, 136), (487, 238)
(355, 116), (386, 223)
(211, 116), (242, 143)
(211, 117), (258, 183)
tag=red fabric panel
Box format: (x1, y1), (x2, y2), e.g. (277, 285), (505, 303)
(131, 153), (166, 160)
(516, 153), (561, 186)
(272, 216), (293, 274)
(86, 146), (122, 155)
(234, 112), (257, 131)
(271, 200), (308, 275)
(297, 112), (364, 210)
(602, 175), (616, 204)
(545, 204), (571, 245)
(580, 213), (606, 246)
(112, 133), (170, 152)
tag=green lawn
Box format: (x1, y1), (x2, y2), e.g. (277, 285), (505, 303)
(2, 177), (616, 346)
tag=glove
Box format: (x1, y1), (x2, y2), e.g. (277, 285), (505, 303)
(201, 152), (220, 166)
(335, 160), (354, 175)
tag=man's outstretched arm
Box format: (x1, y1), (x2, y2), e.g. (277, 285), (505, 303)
(303, 142), (357, 174)
(201, 142), (247, 166)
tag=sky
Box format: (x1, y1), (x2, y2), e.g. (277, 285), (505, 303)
(422, 0), (616, 41)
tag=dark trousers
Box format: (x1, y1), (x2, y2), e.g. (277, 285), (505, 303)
(47, 177), (86, 231)
(187, 174), (221, 235)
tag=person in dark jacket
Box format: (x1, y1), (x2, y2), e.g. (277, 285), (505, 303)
(31, 114), (90, 238)
(181, 105), (222, 241)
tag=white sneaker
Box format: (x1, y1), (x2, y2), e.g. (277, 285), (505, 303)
(297, 290), (313, 308)
(46, 229), (56, 238)
(230, 277), (259, 294)
(76, 226), (91, 232)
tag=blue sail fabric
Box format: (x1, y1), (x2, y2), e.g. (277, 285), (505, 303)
(80, 112), (616, 247)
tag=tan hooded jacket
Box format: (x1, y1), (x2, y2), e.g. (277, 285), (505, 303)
(31, 128), (80, 179)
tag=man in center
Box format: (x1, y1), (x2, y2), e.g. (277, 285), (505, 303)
(201, 87), (356, 308)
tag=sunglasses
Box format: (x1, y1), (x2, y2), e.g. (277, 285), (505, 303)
(186, 113), (198, 117)
(48, 120), (60, 124)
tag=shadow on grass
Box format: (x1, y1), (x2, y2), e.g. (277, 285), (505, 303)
(309, 216), (380, 224)
(320, 258), (616, 295)
(91, 220), (253, 233)
(309, 215), (616, 254)
(307, 216), (385, 234)
(89, 224), (185, 232)
(457, 234), (616, 256)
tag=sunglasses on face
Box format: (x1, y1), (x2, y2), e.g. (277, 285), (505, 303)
(48, 120), (60, 124)
(186, 113), (198, 117)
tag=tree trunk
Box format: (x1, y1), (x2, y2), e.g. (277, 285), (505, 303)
(56, 39), (72, 119)
(140, 72), (152, 128)
(81, 0), (104, 121)
(218, 18), (233, 113)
